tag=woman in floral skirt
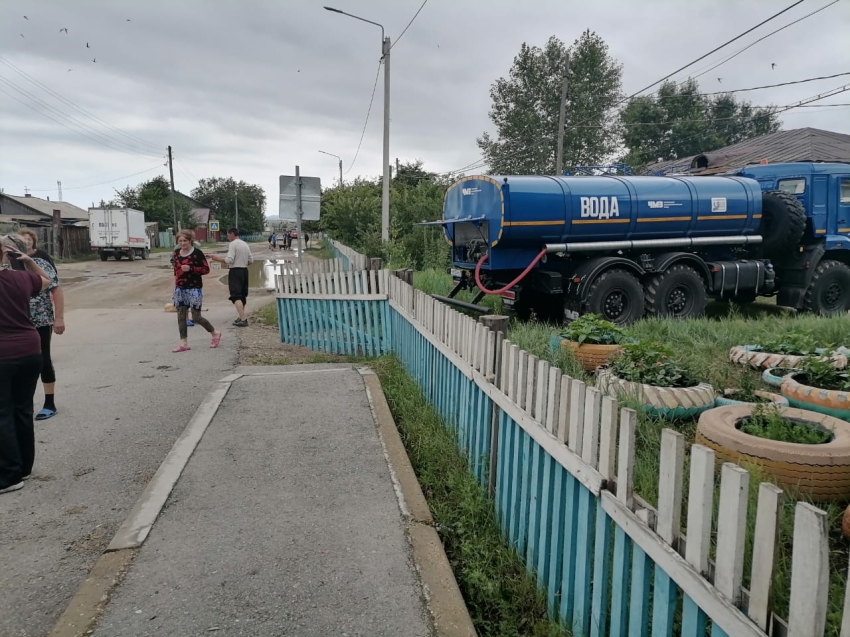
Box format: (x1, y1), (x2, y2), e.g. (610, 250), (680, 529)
(171, 229), (221, 353)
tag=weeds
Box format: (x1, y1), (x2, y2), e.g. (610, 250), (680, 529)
(740, 404), (833, 444)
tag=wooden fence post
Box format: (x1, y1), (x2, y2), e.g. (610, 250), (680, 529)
(481, 315), (509, 498)
(370, 257), (383, 271)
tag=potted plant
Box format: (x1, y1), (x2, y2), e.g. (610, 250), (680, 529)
(697, 403), (850, 502)
(781, 356), (850, 421)
(596, 341), (714, 419)
(551, 314), (628, 372)
(715, 370), (788, 407)
(729, 330), (848, 370)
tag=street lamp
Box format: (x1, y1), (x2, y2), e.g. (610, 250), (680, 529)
(318, 150), (344, 188)
(324, 5), (390, 243)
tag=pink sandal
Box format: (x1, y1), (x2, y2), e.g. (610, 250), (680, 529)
(172, 345), (191, 353)
(210, 331), (222, 349)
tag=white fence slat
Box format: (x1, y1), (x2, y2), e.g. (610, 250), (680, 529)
(788, 503), (830, 637)
(581, 387), (602, 468)
(616, 408), (636, 506)
(557, 375), (571, 444)
(507, 344), (519, 402)
(534, 360), (550, 423)
(685, 445), (715, 576)
(568, 379), (586, 453)
(544, 367), (561, 434)
(656, 429), (685, 546)
(714, 463), (750, 605)
(515, 349), (527, 406)
(841, 553), (850, 637)
(485, 330), (496, 378)
(499, 340), (511, 393)
(524, 354), (538, 415)
(747, 483), (783, 632)
(597, 396), (618, 482)
(369, 269), (377, 296)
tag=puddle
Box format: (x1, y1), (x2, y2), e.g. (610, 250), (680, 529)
(62, 277), (87, 285)
(217, 259), (300, 291)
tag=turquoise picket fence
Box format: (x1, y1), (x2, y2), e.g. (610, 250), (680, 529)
(276, 264), (842, 637)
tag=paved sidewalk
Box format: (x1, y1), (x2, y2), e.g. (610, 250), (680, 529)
(92, 365), (431, 637)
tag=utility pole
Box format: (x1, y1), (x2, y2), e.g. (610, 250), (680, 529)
(167, 145), (178, 232)
(395, 157), (399, 176)
(234, 184), (239, 231)
(555, 53), (569, 176)
(295, 165), (304, 268)
(57, 181), (63, 202)
(338, 158), (343, 189)
(381, 36), (391, 242)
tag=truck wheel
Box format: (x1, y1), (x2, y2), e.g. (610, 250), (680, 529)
(759, 190), (806, 257)
(803, 260), (850, 315)
(128, 249), (136, 261)
(141, 249), (149, 260)
(585, 269), (644, 326)
(645, 264), (707, 319)
(99, 252), (108, 262)
(115, 253), (123, 261)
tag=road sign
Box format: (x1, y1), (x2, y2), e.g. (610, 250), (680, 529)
(279, 175), (321, 221)
(209, 221), (220, 231)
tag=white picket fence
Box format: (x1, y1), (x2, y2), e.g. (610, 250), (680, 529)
(276, 261), (847, 637)
(322, 235), (369, 271)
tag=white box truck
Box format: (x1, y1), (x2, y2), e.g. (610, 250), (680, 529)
(88, 208), (151, 261)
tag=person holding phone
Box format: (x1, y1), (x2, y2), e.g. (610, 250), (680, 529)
(171, 229), (221, 353)
(0, 235), (52, 494)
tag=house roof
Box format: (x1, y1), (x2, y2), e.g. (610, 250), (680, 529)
(190, 208), (211, 225)
(0, 194), (89, 220)
(645, 127), (850, 175)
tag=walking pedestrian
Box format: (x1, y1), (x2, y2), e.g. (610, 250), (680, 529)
(170, 229), (222, 353)
(17, 229), (65, 420)
(283, 230), (291, 251)
(0, 235), (51, 494)
(304, 233), (310, 250)
(271, 233), (277, 251)
(268, 232), (275, 251)
(208, 227), (254, 327)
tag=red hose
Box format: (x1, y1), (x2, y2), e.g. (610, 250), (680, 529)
(474, 247), (548, 295)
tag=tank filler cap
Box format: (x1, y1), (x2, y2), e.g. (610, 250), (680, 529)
(503, 177), (508, 184)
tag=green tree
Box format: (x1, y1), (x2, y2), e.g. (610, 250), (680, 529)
(112, 175), (192, 229)
(477, 31), (623, 175)
(620, 79), (781, 170)
(191, 177), (266, 234)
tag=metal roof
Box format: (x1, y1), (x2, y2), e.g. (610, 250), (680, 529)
(645, 127), (850, 175)
(0, 194), (89, 220)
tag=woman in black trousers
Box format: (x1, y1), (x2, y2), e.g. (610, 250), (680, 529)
(0, 235), (51, 494)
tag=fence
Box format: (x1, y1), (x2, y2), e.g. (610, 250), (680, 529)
(276, 263), (844, 637)
(323, 236), (368, 271)
(30, 225), (90, 259)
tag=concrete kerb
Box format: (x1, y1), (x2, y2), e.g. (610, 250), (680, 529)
(358, 368), (478, 637)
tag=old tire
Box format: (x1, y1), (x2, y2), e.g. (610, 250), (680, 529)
(597, 367), (714, 419)
(803, 260), (850, 315)
(781, 373), (850, 421)
(714, 389), (788, 408)
(729, 345), (805, 370)
(585, 269), (644, 326)
(127, 249), (136, 261)
(695, 404), (850, 502)
(141, 248), (149, 260)
(99, 252), (108, 262)
(763, 367), (801, 388)
(559, 340), (619, 372)
(645, 264), (707, 319)
(759, 190), (806, 257)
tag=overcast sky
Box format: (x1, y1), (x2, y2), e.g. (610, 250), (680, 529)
(1, 0), (848, 216)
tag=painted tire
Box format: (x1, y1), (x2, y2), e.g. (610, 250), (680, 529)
(762, 367), (800, 388)
(714, 389), (788, 408)
(596, 368), (714, 419)
(730, 345), (848, 370)
(555, 338), (619, 373)
(696, 404), (850, 501)
(780, 373), (850, 422)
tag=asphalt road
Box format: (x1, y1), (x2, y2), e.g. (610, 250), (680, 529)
(0, 244), (274, 637)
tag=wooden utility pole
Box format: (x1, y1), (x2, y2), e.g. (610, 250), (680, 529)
(167, 145), (178, 232)
(555, 53), (569, 176)
(52, 209), (61, 259)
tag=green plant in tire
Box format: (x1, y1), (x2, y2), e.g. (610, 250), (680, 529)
(560, 314), (629, 345)
(608, 341), (697, 388)
(725, 370), (773, 403)
(753, 329), (828, 356)
(796, 356), (850, 392)
(739, 404), (832, 444)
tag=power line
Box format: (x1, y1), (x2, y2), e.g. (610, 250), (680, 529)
(626, 0), (806, 100)
(690, 0), (840, 81)
(390, 0), (428, 50)
(0, 55), (163, 154)
(630, 72), (850, 100)
(25, 164), (166, 192)
(344, 61), (383, 176)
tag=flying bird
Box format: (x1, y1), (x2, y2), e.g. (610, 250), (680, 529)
(92, 58), (96, 63)
(771, 63), (776, 70)
(20, 33), (25, 38)
(68, 69), (73, 72)
(126, 18), (131, 21)
(717, 77), (722, 83)
(23, 15), (28, 20)
(60, 27), (68, 34)
(86, 42), (90, 48)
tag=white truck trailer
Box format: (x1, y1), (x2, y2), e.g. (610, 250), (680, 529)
(88, 207), (150, 261)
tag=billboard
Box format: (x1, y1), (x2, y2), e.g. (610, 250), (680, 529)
(279, 175), (321, 221)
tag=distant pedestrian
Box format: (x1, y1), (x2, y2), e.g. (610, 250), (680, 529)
(17, 229), (65, 420)
(170, 229), (221, 353)
(304, 233), (310, 250)
(208, 227), (254, 327)
(268, 233), (274, 250)
(284, 230), (291, 250)
(0, 235), (52, 494)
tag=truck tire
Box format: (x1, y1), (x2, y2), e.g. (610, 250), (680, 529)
(115, 253), (123, 261)
(803, 260), (850, 315)
(759, 190), (806, 257)
(584, 269), (644, 325)
(128, 249), (136, 261)
(644, 264), (707, 319)
(141, 248), (150, 260)
(99, 252), (108, 262)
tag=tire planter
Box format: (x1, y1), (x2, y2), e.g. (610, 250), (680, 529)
(696, 404), (850, 502)
(780, 373), (850, 422)
(596, 367), (714, 419)
(730, 345), (848, 370)
(762, 367), (800, 388)
(714, 389), (788, 408)
(551, 336), (619, 372)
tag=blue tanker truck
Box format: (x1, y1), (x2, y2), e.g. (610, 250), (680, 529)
(434, 162), (850, 324)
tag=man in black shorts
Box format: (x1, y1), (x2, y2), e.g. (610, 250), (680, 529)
(208, 228), (254, 326)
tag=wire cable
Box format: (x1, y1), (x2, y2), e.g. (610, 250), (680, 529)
(390, 0), (428, 50)
(344, 61), (382, 175)
(25, 164), (166, 192)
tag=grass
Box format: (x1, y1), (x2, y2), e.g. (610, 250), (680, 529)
(414, 269), (503, 314)
(254, 301), (279, 327)
(372, 356), (568, 637)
